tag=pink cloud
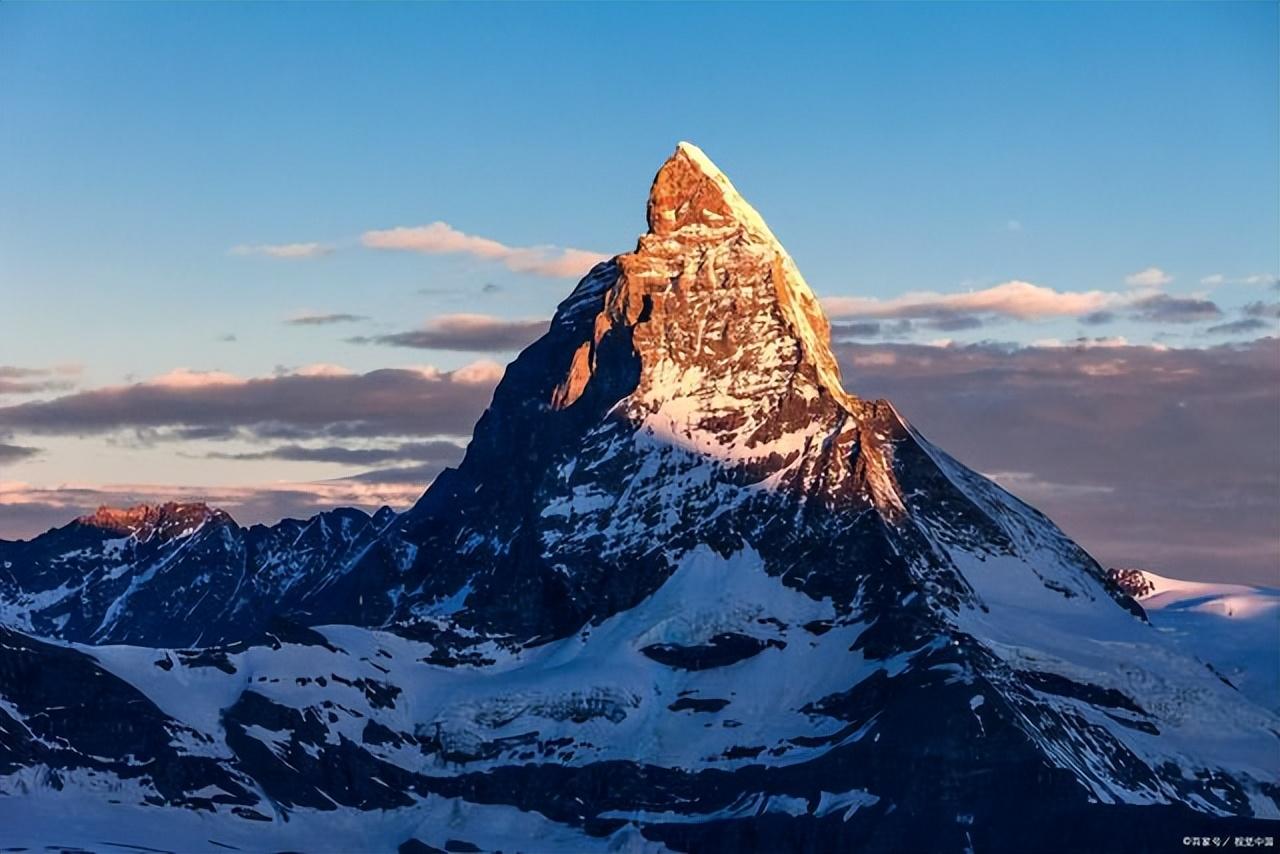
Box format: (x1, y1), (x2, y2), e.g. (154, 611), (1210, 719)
(824, 280), (1119, 321)
(229, 242), (334, 259)
(361, 221), (608, 278)
(450, 359), (506, 385)
(146, 369), (242, 388)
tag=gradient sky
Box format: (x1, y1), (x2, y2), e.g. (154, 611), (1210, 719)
(1, 3), (1277, 583)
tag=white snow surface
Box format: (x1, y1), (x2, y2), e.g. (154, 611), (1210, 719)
(88, 546), (873, 774)
(1126, 570), (1280, 715)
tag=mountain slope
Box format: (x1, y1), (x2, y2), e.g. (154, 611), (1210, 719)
(0, 502), (402, 646)
(1110, 567), (1280, 714)
(378, 142), (1141, 642)
(0, 143), (1276, 852)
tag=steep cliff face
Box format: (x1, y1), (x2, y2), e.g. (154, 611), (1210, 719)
(385, 142), (1131, 646)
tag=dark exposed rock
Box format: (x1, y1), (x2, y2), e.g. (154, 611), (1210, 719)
(643, 634), (784, 670)
(669, 697), (732, 713)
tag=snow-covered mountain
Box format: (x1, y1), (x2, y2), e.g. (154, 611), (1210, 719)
(0, 502), (402, 646)
(1, 143), (1276, 853)
(1109, 568), (1280, 715)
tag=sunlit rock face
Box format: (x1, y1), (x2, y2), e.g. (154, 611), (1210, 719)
(77, 502), (228, 540)
(390, 142), (916, 640)
(0, 144), (1276, 852)
(387, 142), (1130, 643)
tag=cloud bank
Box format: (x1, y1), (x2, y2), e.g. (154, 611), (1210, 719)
(835, 337), (1279, 585)
(823, 280), (1117, 321)
(351, 314), (550, 352)
(2, 336), (1276, 586)
(823, 278), (1241, 331)
(0, 363), (500, 442)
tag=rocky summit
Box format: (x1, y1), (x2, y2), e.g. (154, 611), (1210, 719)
(0, 144), (1276, 853)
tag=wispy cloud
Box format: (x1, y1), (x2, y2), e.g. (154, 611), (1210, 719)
(983, 470), (1115, 500)
(0, 443), (40, 465)
(229, 242), (334, 259)
(1027, 336), (1139, 350)
(1124, 266), (1172, 288)
(205, 439), (464, 467)
(1244, 301), (1280, 319)
(1127, 293), (1221, 324)
(1201, 272), (1278, 288)
(351, 313), (549, 352)
(823, 280), (1116, 321)
(1081, 311), (1118, 326)
(361, 221), (608, 278)
(0, 364), (82, 397)
(147, 368), (242, 388)
(284, 311), (368, 326)
(831, 319), (915, 340)
(1206, 318), (1269, 336)
(1204, 301), (1279, 335)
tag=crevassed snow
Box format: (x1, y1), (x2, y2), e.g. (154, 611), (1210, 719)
(1129, 570), (1280, 714)
(88, 546), (881, 777)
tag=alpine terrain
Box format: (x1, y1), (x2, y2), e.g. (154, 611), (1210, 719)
(0, 143), (1276, 853)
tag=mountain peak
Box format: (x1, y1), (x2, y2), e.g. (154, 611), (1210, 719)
(647, 142), (778, 242)
(625, 143), (854, 417)
(3, 143), (1276, 845)
(77, 502), (224, 538)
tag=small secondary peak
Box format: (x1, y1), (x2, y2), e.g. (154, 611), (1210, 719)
(78, 502), (224, 537)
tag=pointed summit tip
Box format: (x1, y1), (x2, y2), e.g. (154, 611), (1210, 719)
(673, 141), (725, 180)
(626, 142), (852, 407)
(647, 141), (776, 240)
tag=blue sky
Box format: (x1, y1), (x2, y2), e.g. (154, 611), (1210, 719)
(0, 3), (1276, 582)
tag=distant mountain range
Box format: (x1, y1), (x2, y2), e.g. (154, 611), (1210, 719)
(0, 143), (1275, 853)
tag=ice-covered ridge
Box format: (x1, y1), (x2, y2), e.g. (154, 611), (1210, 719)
(1130, 569), (1280, 620)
